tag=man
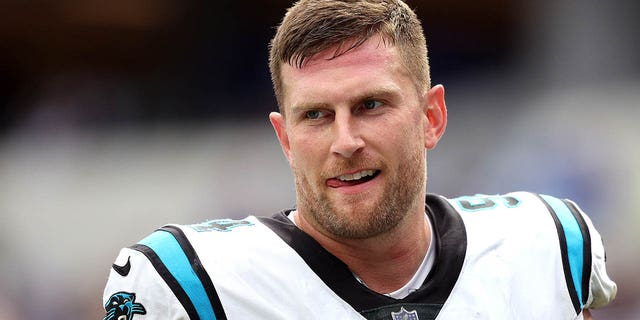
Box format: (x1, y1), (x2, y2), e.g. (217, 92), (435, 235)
(103, 0), (617, 319)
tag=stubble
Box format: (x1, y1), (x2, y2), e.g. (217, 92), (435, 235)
(294, 148), (425, 239)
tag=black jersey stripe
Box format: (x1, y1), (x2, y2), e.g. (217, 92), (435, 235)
(536, 194), (583, 314)
(161, 225), (228, 320)
(130, 243), (201, 320)
(134, 229), (222, 320)
(562, 199), (592, 307)
(258, 213), (383, 308)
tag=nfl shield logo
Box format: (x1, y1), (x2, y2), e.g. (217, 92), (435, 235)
(391, 307), (419, 320)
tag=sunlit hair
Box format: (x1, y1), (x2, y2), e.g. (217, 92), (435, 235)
(269, 0), (430, 114)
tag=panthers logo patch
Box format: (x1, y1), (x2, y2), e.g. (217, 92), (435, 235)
(104, 292), (146, 320)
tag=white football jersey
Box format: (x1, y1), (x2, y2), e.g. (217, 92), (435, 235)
(103, 192), (616, 320)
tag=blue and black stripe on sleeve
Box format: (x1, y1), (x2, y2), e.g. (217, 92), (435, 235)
(132, 226), (227, 320)
(537, 194), (592, 314)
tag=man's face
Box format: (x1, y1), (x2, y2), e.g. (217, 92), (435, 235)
(270, 35), (445, 240)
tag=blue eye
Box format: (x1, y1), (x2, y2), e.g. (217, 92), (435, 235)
(363, 100), (383, 110)
(305, 110), (322, 119)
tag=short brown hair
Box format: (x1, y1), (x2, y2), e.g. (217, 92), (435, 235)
(269, 0), (430, 113)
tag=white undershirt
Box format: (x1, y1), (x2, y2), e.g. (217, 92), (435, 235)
(287, 211), (435, 299)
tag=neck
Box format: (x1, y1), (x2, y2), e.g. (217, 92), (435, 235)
(294, 203), (431, 294)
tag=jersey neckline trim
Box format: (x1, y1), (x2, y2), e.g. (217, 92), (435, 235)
(257, 193), (467, 313)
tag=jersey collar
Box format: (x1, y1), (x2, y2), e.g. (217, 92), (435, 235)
(258, 193), (467, 312)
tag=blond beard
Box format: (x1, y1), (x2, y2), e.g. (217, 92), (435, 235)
(293, 149), (426, 239)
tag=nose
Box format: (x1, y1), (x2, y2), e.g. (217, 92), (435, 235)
(330, 113), (365, 158)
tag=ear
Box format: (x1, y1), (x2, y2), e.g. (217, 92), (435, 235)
(269, 112), (293, 164)
(423, 84), (448, 149)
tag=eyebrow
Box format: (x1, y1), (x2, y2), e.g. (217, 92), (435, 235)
(289, 102), (331, 117)
(348, 87), (401, 105)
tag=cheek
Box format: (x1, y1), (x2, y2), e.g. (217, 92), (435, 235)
(288, 130), (323, 169)
(376, 113), (423, 150)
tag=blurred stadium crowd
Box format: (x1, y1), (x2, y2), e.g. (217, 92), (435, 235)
(0, 0), (638, 318)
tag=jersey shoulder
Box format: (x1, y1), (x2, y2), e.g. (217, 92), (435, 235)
(103, 216), (264, 320)
(442, 191), (597, 314)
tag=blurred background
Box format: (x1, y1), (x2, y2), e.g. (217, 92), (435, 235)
(0, 0), (638, 318)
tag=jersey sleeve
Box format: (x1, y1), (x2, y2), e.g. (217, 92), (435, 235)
(536, 194), (617, 315)
(103, 226), (228, 320)
(102, 246), (190, 320)
(566, 200), (618, 309)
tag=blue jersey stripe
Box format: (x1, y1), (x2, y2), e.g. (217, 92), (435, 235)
(540, 195), (584, 308)
(140, 230), (217, 320)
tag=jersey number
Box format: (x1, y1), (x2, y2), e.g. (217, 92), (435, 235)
(455, 195), (521, 212)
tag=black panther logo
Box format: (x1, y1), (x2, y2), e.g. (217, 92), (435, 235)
(104, 292), (146, 320)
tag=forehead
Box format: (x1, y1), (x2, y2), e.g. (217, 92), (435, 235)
(292, 36), (396, 74)
(280, 36), (412, 109)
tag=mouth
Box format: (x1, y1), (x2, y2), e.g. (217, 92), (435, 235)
(326, 169), (381, 188)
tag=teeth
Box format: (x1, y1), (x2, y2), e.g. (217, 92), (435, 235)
(338, 170), (376, 182)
